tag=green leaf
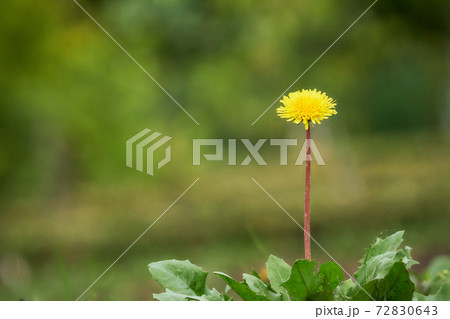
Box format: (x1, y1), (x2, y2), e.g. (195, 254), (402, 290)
(349, 232), (417, 301)
(353, 262), (414, 301)
(148, 260), (208, 296)
(318, 262), (344, 301)
(154, 288), (225, 301)
(423, 283), (450, 301)
(427, 256), (450, 277)
(319, 262), (344, 291)
(281, 260), (323, 301)
(265, 255), (291, 300)
(412, 292), (427, 301)
(414, 279), (450, 301)
(395, 246), (419, 269)
(242, 273), (282, 301)
(351, 280), (378, 301)
(382, 261), (415, 301)
(214, 272), (268, 301)
(355, 231), (418, 286)
(251, 270), (261, 279)
(355, 231), (403, 284)
(363, 231), (405, 261)
(425, 256), (450, 294)
(334, 279), (356, 301)
(154, 289), (192, 301)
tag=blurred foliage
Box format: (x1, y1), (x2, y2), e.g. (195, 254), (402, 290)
(0, 0), (449, 300)
(0, 0), (448, 195)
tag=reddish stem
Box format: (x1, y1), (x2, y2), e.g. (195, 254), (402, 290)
(304, 127), (311, 260)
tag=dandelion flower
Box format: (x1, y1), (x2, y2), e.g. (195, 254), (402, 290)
(276, 89), (337, 130)
(276, 89), (337, 260)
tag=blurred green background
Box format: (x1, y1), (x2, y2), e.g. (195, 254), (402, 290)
(0, 0), (449, 300)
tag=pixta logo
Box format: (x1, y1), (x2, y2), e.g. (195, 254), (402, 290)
(126, 129), (325, 176)
(126, 129), (172, 176)
(192, 139), (324, 166)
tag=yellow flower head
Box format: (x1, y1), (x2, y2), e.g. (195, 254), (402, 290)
(276, 89), (337, 130)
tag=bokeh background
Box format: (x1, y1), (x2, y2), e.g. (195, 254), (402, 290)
(0, 0), (449, 300)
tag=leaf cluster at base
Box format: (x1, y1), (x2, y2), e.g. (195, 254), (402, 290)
(148, 231), (449, 301)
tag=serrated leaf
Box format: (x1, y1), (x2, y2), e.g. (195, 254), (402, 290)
(355, 231), (418, 286)
(352, 262), (414, 301)
(395, 246), (419, 269)
(266, 255), (291, 300)
(214, 272), (268, 301)
(281, 260), (323, 301)
(242, 273), (282, 301)
(355, 232), (403, 284)
(361, 231), (405, 262)
(357, 252), (398, 283)
(148, 260), (208, 296)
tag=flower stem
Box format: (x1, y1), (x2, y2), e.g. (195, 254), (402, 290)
(304, 127), (311, 260)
